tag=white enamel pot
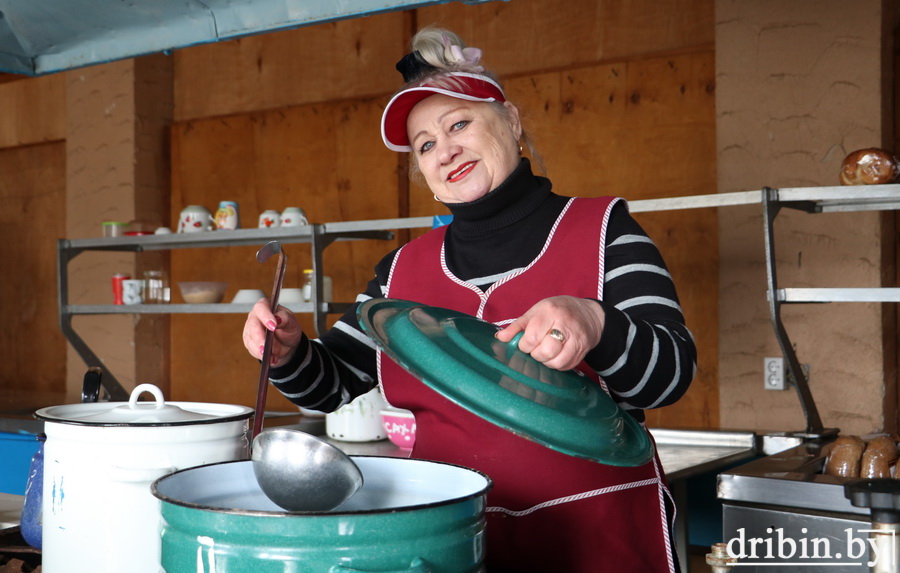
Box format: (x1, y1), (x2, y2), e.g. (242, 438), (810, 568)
(34, 384), (253, 573)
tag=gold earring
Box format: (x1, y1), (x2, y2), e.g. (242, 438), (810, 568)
(434, 194), (441, 202)
(518, 145), (524, 155)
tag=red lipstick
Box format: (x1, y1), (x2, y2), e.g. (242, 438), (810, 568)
(447, 161), (477, 183)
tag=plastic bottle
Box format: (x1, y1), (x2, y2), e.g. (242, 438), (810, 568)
(302, 269), (333, 302)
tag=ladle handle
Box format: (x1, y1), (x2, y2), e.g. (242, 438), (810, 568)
(253, 245), (287, 444)
(254, 329), (274, 440)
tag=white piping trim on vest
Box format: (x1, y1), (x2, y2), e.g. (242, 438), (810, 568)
(374, 347), (393, 408)
(485, 476), (659, 517)
(430, 197), (623, 319)
(596, 197), (621, 300)
(472, 197), (577, 318)
(438, 240), (485, 306)
(384, 243), (406, 294)
(650, 438), (678, 573)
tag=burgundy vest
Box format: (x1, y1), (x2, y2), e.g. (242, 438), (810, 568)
(381, 197), (676, 572)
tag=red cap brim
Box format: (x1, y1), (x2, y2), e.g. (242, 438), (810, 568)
(381, 72), (506, 152)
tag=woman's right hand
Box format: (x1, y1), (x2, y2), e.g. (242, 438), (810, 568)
(242, 298), (304, 367)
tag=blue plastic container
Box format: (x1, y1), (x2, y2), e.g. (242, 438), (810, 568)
(0, 431), (41, 495)
(432, 214), (453, 228)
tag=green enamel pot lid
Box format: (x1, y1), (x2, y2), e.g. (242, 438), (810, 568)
(357, 299), (652, 467)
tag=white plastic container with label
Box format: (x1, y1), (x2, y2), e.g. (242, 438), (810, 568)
(326, 388), (387, 442)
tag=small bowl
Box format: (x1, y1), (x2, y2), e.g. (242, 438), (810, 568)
(231, 289), (266, 304)
(178, 281), (227, 304)
(380, 408), (416, 450)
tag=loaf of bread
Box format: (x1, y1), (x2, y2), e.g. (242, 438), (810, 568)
(839, 148), (900, 185)
(825, 435), (865, 477)
(860, 436), (898, 479)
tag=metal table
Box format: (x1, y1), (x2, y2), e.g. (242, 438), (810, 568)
(652, 429), (758, 571)
(716, 439), (883, 572)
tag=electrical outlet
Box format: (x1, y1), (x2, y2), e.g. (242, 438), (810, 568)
(764, 357), (785, 390)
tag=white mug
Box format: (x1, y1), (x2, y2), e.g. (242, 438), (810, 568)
(121, 279), (143, 304)
(281, 207), (308, 227)
(325, 388), (387, 442)
(178, 205), (214, 233)
(258, 210), (281, 228)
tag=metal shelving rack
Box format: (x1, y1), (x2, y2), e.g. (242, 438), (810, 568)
(57, 223), (395, 399)
(58, 186), (900, 415)
(624, 184), (900, 438)
(760, 185), (900, 438)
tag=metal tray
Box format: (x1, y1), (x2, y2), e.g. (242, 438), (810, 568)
(717, 440), (869, 516)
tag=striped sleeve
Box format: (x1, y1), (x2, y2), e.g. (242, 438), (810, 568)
(266, 252), (398, 412)
(585, 207), (697, 413)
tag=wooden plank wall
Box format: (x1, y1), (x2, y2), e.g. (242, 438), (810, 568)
(170, 102), (402, 407)
(0, 143), (68, 410)
(0, 74), (67, 411)
(169, 0), (718, 428)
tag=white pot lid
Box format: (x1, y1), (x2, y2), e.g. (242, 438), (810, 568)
(35, 384), (254, 426)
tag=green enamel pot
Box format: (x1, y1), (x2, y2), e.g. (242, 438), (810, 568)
(151, 457), (491, 573)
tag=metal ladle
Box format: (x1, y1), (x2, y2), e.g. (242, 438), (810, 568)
(251, 428), (363, 512)
(250, 241), (363, 511)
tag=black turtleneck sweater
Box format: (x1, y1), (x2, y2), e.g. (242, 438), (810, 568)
(268, 159), (696, 421)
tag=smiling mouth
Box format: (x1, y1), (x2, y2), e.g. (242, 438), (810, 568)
(447, 161), (477, 183)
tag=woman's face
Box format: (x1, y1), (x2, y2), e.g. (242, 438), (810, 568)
(407, 95), (522, 204)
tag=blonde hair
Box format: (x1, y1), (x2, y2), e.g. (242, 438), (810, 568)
(410, 27), (495, 79)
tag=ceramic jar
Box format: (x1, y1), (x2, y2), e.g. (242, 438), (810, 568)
(215, 201), (240, 230)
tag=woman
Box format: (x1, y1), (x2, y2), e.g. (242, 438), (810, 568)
(243, 27), (696, 573)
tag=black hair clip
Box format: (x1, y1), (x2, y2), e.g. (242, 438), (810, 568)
(395, 51), (435, 83)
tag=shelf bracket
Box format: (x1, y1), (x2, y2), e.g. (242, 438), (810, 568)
(57, 241), (130, 401)
(762, 187), (838, 438)
(58, 314), (130, 401)
(309, 225), (328, 336)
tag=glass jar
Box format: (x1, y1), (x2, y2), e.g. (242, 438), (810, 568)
(101, 221), (127, 238)
(302, 269), (333, 303)
(143, 270), (170, 303)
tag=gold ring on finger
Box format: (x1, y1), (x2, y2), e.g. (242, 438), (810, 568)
(547, 328), (567, 344)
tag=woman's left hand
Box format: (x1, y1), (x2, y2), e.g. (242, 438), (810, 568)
(495, 296), (605, 371)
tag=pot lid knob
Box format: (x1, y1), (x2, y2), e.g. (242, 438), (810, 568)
(108, 383), (219, 423)
(129, 383), (166, 409)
